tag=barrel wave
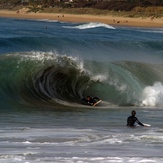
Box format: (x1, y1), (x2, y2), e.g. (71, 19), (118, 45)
(1, 51), (163, 109)
(1, 18), (163, 108)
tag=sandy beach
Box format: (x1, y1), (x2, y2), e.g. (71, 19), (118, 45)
(0, 9), (163, 28)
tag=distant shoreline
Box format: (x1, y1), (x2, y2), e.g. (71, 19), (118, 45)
(0, 9), (163, 28)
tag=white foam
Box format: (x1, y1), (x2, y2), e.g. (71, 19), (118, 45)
(138, 29), (163, 34)
(46, 157), (163, 163)
(141, 82), (163, 106)
(140, 135), (163, 142)
(64, 22), (115, 29)
(91, 74), (108, 82)
(12, 51), (86, 72)
(34, 19), (59, 23)
(22, 141), (32, 144)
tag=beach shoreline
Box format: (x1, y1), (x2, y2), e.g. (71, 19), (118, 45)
(0, 9), (163, 28)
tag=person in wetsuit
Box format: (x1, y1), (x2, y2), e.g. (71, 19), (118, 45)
(82, 96), (100, 106)
(127, 110), (144, 127)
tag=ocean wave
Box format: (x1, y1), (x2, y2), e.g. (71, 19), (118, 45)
(0, 51), (163, 108)
(63, 22), (115, 30)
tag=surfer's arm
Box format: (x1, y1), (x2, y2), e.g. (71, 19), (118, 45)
(136, 118), (144, 126)
(81, 98), (92, 105)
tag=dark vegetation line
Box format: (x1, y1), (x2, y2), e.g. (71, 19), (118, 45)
(0, 0), (163, 11)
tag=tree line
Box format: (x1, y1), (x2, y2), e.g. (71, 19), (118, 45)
(0, 0), (163, 11)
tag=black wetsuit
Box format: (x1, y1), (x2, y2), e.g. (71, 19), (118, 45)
(127, 115), (144, 127)
(82, 97), (99, 105)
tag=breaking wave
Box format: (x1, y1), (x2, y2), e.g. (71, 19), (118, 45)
(63, 22), (115, 29)
(1, 52), (163, 109)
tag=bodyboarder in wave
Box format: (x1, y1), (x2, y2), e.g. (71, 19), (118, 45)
(82, 96), (101, 106)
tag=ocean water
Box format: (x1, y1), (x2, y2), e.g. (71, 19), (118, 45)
(0, 17), (163, 163)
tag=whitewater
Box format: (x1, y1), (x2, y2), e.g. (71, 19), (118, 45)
(0, 17), (163, 163)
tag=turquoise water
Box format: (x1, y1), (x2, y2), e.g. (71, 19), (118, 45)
(0, 17), (163, 162)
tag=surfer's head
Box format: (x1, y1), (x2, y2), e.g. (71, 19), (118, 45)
(86, 96), (91, 101)
(131, 110), (136, 116)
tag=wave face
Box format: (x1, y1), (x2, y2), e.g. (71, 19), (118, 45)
(1, 52), (163, 108)
(1, 18), (163, 108)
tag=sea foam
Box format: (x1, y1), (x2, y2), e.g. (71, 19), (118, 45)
(63, 22), (115, 29)
(141, 82), (163, 107)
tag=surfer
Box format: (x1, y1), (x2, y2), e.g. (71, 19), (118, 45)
(127, 110), (144, 127)
(82, 96), (100, 106)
